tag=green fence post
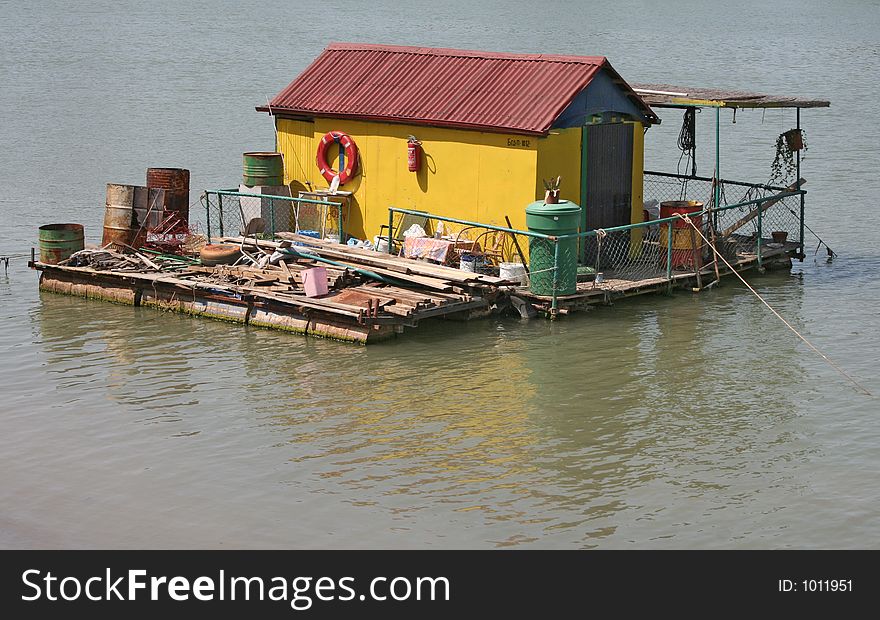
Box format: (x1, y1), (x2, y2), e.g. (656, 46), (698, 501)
(269, 198), (275, 237)
(551, 239), (560, 317)
(217, 194), (224, 238)
(204, 192), (212, 243)
(666, 220), (673, 294)
(757, 198), (763, 270)
(338, 204), (344, 243)
(387, 208), (394, 254)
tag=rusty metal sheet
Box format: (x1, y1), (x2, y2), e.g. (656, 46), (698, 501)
(264, 43), (656, 135)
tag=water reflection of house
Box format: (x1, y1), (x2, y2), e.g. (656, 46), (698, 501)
(259, 43), (659, 240)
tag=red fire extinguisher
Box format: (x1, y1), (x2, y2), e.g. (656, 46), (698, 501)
(407, 136), (422, 172)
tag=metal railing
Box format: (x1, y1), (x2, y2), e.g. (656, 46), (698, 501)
(644, 171), (805, 253)
(384, 206), (552, 267)
(388, 187), (805, 315)
(202, 189), (344, 243)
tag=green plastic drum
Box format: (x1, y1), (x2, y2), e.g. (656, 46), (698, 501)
(525, 200), (581, 296)
(243, 152), (284, 187)
(39, 223), (84, 264)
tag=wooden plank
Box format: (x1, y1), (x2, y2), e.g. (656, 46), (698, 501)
(332, 289), (395, 309)
(338, 262), (454, 292)
(272, 240), (470, 281)
(351, 286), (444, 307)
(359, 282), (469, 303)
(278, 260), (294, 284)
(250, 290), (367, 319)
(226, 234), (510, 286)
(407, 298), (490, 320)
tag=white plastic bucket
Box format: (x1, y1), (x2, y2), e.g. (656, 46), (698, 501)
(459, 253), (485, 273)
(499, 261), (528, 285)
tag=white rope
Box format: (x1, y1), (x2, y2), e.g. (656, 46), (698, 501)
(676, 213), (872, 396)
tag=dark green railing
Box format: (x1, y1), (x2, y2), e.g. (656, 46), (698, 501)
(389, 187), (805, 315)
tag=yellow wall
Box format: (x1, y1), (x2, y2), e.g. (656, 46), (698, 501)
(276, 118), (539, 240)
(276, 117), (646, 244)
(629, 121), (646, 247)
(535, 127), (582, 208)
(630, 121), (645, 226)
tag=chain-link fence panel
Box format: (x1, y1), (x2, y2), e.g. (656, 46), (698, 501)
(580, 226), (669, 288)
(711, 192), (803, 261)
(712, 200), (763, 258)
(644, 172), (795, 209)
(644, 172), (803, 264)
(204, 191), (343, 242)
(759, 193), (802, 246)
(644, 173), (715, 207)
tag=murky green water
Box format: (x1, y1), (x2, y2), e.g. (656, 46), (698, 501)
(1, 0), (878, 548)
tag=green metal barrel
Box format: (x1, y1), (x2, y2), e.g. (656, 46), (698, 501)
(39, 223), (84, 264)
(525, 200), (581, 296)
(243, 152), (284, 187)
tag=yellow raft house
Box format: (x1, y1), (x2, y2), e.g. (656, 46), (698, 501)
(33, 43), (830, 344)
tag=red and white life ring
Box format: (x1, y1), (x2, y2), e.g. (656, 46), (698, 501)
(316, 131), (359, 185)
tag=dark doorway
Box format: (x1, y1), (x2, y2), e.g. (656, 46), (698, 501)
(581, 122), (633, 265)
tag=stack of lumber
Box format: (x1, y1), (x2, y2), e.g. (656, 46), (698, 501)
(176, 257), (487, 324)
(38, 232), (509, 329)
(185, 262), (358, 291)
(333, 283), (472, 319)
(218, 234), (515, 292)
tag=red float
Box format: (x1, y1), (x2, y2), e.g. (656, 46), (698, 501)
(316, 131), (359, 185)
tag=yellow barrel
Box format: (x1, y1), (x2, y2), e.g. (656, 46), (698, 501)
(659, 200), (703, 268)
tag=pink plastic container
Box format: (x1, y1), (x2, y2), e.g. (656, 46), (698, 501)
(302, 267), (328, 297)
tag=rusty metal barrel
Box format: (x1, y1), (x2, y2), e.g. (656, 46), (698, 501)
(146, 167), (190, 224)
(130, 185), (167, 246)
(102, 183), (138, 248)
(132, 186), (165, 231)
(659, 200), (703, 268)
(39, 223), (84, 264)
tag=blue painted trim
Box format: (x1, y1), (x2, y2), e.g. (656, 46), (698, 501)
(553, 69), (650, 128)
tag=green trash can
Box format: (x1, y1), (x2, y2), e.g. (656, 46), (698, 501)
(525, 200), (581, 296)
(39, 223), (84, 265)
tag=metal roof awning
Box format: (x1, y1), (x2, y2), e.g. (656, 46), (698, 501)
(632, 83), (830, 109)
(259, 43), (659, 136)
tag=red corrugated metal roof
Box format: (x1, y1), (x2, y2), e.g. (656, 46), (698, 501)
(262, 43), (657, 135)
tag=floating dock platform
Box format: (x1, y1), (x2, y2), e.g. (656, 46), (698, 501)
(32, 232), (800, 344)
